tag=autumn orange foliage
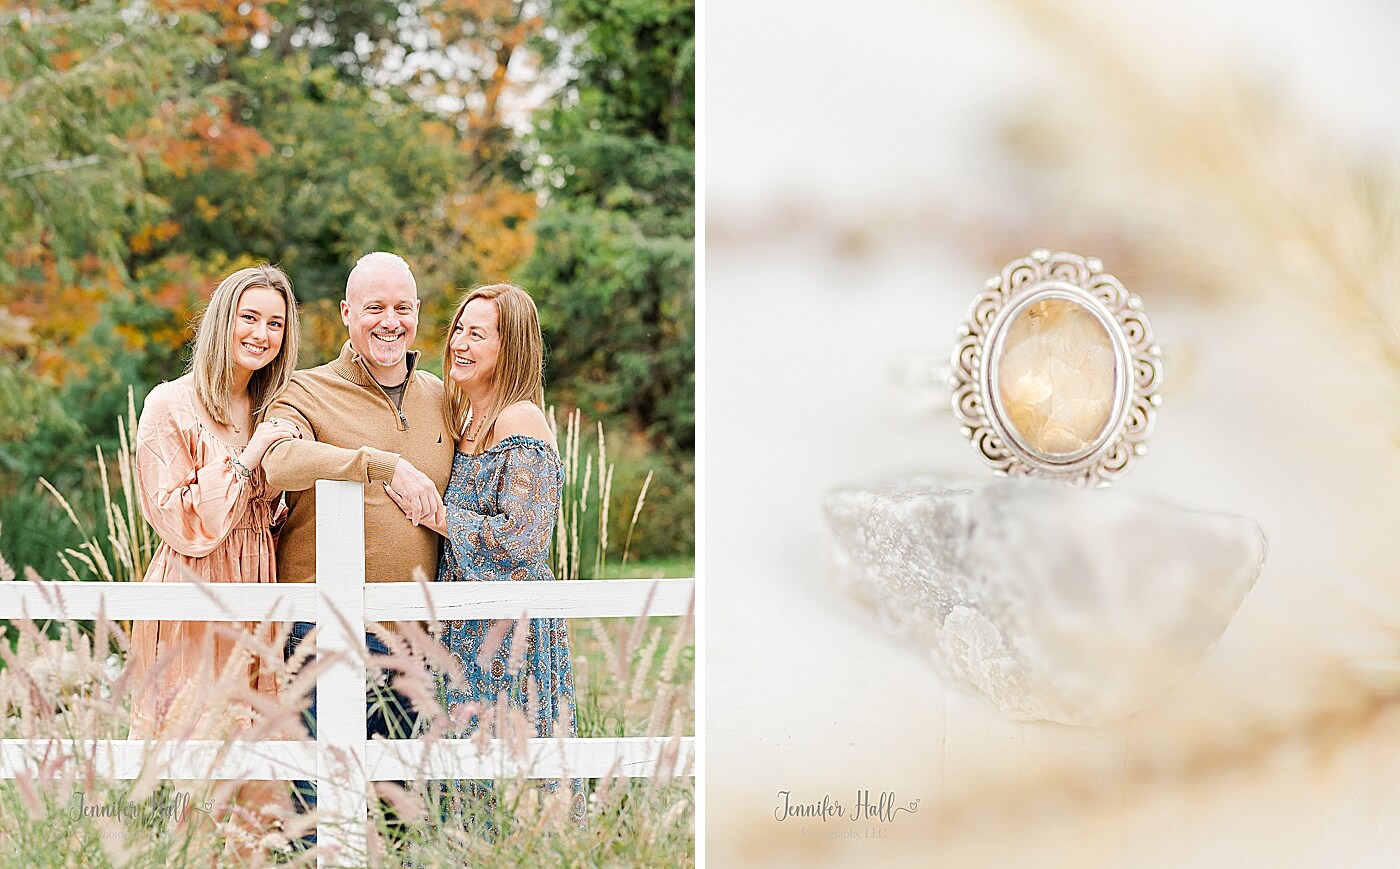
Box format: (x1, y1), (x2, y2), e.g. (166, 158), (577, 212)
(134, 97), (273, 182)
(153, 0), (274, 45)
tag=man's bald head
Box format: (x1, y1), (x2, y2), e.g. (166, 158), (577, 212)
(346, 251), (415, 302)
(341, 251), (421, 383)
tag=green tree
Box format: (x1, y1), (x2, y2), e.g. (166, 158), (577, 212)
(522, 0), (694, 560)
(0, 1), (552, 578)
(0, 3), (215, 285)
(525, 0), (695, 455)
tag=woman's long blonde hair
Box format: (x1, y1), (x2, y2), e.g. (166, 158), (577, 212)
(191, 265), (300, 426)
(443, 283), (545, 446)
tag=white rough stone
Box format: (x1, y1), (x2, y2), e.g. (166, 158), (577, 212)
(824, 477), (1265, 725)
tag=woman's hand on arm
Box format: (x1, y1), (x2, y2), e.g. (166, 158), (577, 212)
(241, 419), (300, 469)
(386, 484), (448, 536)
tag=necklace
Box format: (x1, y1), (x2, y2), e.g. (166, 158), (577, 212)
(230, 399), (250, 433)
(464, 407), (481, 442)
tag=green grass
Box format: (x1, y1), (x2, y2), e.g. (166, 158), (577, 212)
(570, 616), (695, 741)
(591, 557), (694, 580)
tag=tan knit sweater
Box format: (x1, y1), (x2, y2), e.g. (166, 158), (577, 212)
(262, 341), (455, 584)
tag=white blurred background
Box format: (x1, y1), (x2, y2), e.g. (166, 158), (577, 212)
(705, 0), (1400, 865)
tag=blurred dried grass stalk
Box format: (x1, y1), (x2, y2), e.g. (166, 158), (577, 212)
(999, 0), (1400, 410)
(725, 660), (1400, 867)
(713, 1), (1400, 417)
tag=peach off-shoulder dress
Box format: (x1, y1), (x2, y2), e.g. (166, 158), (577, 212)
(128, 377), (281, 738)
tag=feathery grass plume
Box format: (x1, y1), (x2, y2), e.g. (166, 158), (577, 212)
(622, 469), (654, 568)
(384, 598), (694, 867)
(0, 608), (306, 865)
(0, 524), (14, 583)
(574, 453), (592, 580)
(596, 420), (610, 580)
(104, 394), (153, 587)
(120, 388), (153, 562)
(36, 478), (87, 583)
(36, 393), (152, 587)
(627, 625), (664, 719)
(551, 407), (599, 583)
(552, 406), (577, 581)
(621, 584), (656, 686)
(503, 617), (528, 678)
(996, 0), (1400, 420)
(548, 407), (664, 582)
(648, 597), (694, 739)
(91, 447), (117, 582)
(588, 615), (628, 703)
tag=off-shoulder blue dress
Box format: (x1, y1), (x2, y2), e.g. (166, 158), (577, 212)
(437, 434), (586, 826)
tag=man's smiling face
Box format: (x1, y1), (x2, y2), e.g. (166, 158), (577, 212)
(342, 260), (420, 382)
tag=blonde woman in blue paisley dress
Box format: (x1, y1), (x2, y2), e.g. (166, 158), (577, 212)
(400, 282), (586, 827)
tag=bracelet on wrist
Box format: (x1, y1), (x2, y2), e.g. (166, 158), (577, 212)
(230, 457), (253, 480)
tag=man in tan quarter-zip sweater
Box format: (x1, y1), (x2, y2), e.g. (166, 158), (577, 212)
(261, 252), (454, 836)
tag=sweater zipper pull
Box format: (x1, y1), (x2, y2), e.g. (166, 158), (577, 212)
(398, 369), (411, 430)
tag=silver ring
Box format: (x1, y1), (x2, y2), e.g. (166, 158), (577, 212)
(950, 249), (1163, 486)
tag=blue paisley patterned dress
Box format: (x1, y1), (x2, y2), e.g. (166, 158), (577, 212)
(437, 434), (586, 826)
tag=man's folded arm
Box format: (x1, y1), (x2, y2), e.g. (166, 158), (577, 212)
(261, 385), (399, 491)
(263, 437), (400, 491)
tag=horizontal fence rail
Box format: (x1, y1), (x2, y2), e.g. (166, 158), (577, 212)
(363, 577), (694, 620)
(0, 581), (317, 621)
(0, 480), (695, 867)
(0, 577), (693, 622)
(0, 736), (694, 781)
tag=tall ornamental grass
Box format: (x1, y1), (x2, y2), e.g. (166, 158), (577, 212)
(0, 403), (694, 866)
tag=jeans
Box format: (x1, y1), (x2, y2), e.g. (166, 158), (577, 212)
(284, 620), (420, 841)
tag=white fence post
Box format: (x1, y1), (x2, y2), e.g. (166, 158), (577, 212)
(314, 480), (367, 867)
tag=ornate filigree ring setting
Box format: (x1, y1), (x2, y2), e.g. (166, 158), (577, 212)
(950, 250), (1163, 486)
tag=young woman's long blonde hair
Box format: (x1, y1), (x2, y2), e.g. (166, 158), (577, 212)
(191, 265), (300, 426)
(443, 283), (545, 447)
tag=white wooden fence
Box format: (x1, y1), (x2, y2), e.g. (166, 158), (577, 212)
(0, 481), (696, 866)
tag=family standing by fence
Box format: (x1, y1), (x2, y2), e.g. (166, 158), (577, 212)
(0, 253), (694, 865)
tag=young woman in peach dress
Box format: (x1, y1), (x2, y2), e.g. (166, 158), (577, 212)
(128, 265), (300, 739)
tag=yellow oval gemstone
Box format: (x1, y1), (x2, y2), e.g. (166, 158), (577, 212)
(996, 298), (1116, 458)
